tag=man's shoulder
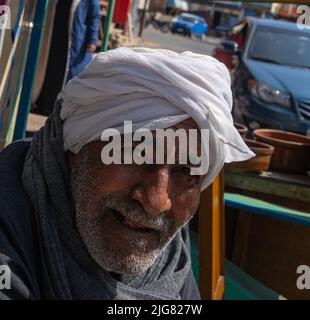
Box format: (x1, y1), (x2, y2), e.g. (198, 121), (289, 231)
(0, 141), (32, 216)
(0, 140), (30, 174)
(0, 140), (37, 242)
(0, 141), (43, 299)
(0, 140), (30, 171)
(0, 140), (38, 245)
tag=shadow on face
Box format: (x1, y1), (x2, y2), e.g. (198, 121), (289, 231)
(67, 118), (202, 275)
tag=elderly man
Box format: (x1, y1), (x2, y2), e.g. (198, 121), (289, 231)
(0, 48), (253, 300)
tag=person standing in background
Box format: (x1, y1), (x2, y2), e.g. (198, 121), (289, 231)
(35, 0), (101, 116)
(67, 0), (101, 82)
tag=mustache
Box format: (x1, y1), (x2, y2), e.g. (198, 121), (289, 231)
(102, 193), (172, 232)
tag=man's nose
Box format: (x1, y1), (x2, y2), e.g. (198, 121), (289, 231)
(131, 167), (172, 216)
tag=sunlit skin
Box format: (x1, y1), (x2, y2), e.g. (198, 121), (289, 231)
(67, 118), (203, 275)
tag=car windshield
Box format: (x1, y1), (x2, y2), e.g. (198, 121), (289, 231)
(179, 16), (196, 23)
(249, 27), (310, 69)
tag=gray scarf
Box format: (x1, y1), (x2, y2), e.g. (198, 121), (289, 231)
(22, 101), (191, 300)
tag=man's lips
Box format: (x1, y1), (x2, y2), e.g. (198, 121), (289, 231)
(123, 217), (151, 231)
(110, 209), (154, 232)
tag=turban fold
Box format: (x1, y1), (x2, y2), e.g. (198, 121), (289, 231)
(58, 47), (254, 190)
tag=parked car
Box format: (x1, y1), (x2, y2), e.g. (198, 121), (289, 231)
(215, 17), (310, 135)
(144, 12), (172, 33)
(171, 13), (208, 40)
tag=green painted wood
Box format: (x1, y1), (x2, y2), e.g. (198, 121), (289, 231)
(189, 231), (278, 300)
(189, 230), (199, 285)
(225, 192), (310, 226)
(224, 260), (278, 300)
(101, 0), (115, 52)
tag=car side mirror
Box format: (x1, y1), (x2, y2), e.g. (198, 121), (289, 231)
(221, 40), (239, 55)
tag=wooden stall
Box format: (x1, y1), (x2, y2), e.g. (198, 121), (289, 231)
(0, 0), (40, 147)
(225, 168), (310, 299)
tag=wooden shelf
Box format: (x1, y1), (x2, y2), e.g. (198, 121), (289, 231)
(225, 168), (310, 212)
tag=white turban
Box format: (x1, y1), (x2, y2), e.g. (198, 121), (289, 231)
(58, 47), (254, 190)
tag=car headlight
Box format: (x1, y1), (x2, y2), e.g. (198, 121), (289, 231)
(248, 80), (292, 109)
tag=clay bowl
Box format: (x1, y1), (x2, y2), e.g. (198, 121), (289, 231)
(226, 139), (274, 171)
(234, 122), (248, 138)
(253, 129), (310, 173)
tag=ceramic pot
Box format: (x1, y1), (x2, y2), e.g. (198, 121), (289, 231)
(226, 138), (274, 171)
(234, 122), (248, 138)
(253, 129), (310, 173)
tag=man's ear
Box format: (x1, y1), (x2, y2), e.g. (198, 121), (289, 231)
(66, 151), (75, 173)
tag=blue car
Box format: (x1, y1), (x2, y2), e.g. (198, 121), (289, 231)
(222, 18), (310, 135)
(171, 13), (208, 40)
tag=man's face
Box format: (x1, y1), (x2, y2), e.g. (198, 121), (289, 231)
(68, 119), (202, 275)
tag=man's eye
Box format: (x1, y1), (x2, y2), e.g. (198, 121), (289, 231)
(172, 166), (202, 186)
(172, 166), (192, 175)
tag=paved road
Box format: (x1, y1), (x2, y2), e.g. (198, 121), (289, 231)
(137, 26), (220, 55)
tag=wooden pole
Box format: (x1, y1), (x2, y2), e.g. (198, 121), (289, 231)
(198, 169), (225, 300)
(101, 0), (115, 52)
(138, 0), (149, 38)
